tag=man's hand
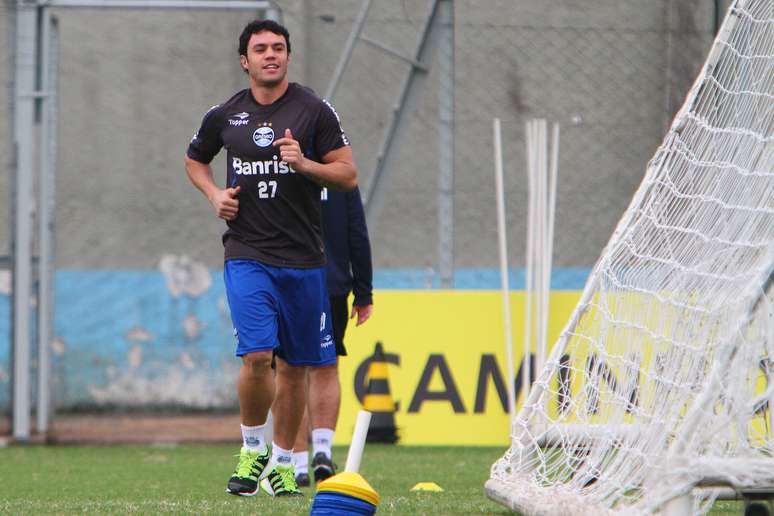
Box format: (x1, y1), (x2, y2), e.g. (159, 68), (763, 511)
(274, 128), (309, 173)
(209, 185), (241, 220)
(351, 304), (373, 326)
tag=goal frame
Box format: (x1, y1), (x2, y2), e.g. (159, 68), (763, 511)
(485, 0), (774, 513)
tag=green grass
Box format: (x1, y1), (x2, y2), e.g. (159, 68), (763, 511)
(0, 444), (749, 514)
(0, 444), (510, 515)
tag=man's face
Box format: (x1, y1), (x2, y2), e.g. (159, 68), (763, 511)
(241, 31), (290, 87)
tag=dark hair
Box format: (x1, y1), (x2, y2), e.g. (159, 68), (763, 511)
(238, 19), (291, 57)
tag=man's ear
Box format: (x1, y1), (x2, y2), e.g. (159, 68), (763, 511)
(239, 54), (248, 71)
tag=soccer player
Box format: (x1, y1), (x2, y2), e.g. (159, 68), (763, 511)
(293, 186), (374, 486)
(184, 19), (357, 498)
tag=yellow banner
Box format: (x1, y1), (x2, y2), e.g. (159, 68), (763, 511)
(335, 290), (582, 446)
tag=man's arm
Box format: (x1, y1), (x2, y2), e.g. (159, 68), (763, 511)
(274, 129), (357, 191)
(347, 187), (374, 325)
(184, 154), (241, 220)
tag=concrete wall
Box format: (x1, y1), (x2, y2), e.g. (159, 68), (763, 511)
(0, 0), (717, 270)
(0, 0), (722, 411)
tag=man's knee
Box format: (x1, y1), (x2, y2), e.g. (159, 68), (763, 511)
(309, 363), (338, 378)
(274, 357), (308, 382)
(309, 363), (339, 387)
(241, 351), (273, 376)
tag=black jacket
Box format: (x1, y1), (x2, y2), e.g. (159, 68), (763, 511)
(321, 186), (373, 306)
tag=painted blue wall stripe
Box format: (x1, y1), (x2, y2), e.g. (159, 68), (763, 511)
(0, 268), (590, 410)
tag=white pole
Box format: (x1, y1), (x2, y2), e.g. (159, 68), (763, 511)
(523, 120), (536, 403)
(542, 123), (560, 374)
(493, 118), (516, 417)
(12, 1), (38, 442)
(536, 120), (547, 377)
(37, 6), (54, 435)
(768, 294), (774, 448)
(345, 410), (372, 473)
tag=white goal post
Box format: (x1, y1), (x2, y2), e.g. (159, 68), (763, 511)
(486, 0), (774, 514)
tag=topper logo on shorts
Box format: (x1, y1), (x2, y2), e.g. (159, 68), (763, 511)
(253, 123), (274, 147)
(321, 334), (334, 348)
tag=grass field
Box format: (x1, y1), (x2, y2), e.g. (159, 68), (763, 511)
(0, 443), (747, 514)
(0, 444), (511, 515)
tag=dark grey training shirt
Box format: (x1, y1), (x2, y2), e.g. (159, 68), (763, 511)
(187, 83), (349, 268)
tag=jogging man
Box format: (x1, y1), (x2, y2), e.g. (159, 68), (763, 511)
(185, 19), (357, 498)
(293, 186), (374, 486)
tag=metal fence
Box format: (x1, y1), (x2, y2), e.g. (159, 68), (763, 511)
(1, 1), (12, 261)
(0, 0), (724, 419)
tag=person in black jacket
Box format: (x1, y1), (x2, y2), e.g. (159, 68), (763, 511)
(292, 185), (374, 486)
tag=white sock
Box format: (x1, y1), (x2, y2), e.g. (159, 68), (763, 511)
(241, 423), (268, 453)
(312, 428), (335, 459)
(270, 442), (294, 469)
(293, 451), (309, 474)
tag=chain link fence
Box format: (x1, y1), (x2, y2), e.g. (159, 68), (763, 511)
(0, 0), (723, 413)
(323, 0), (720, 274)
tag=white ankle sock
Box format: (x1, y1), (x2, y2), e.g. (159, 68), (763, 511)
(312, 428), (335, 459)
(240, 423), (268, 453)
(270, 442), (293, 468)
(293, 451), (309, 474)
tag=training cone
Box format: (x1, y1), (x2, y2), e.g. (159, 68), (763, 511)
(312, 472), (379, 515)
(362, 342), (399, 443)
(411, 482), (444, 492)
(310, 411), (380, 516)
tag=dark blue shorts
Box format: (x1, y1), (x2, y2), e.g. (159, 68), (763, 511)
(224, 259), (336, 367)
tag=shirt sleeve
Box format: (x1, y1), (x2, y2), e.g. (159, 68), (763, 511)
(314, 99), (349, 158)
(186, 104), (224, 164)
(347, 186), (373, 306)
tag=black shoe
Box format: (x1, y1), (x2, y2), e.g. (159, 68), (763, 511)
(226, 447), (270, 496)
(312, 452), (337, 483)
(295, 472), (310, 487)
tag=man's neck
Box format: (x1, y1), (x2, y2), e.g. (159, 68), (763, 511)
(250, 80), (289, 106)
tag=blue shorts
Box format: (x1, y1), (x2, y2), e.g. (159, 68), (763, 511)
(224, 259), (336, 367)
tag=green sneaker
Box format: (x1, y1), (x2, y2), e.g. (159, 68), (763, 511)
(260, 463), (304, 497)
(226, 447), (269, 496)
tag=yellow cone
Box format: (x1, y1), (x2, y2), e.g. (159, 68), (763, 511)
(317, 471), (380, 506)
(411, 482), (444, 492)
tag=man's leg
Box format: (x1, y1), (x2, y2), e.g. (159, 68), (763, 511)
(307, 294), (348, 482)
(308, 363), (340, 431)
(227, 351), (274, 494)
(224, 260), (279, 496)
(270, 357), (307, 465)
(272, 266), (337, 490)
(308, 362), (340, 481)
(238, 350), (275, 428)
(257, 356), (307, 497)
(292, 407), (311, 485)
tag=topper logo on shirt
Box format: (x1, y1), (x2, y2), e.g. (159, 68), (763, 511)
(228, 112), (250, 126)
(253, 122), (274, 147)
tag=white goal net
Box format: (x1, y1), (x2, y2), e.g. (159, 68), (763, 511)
(486, 0), (774, 514)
